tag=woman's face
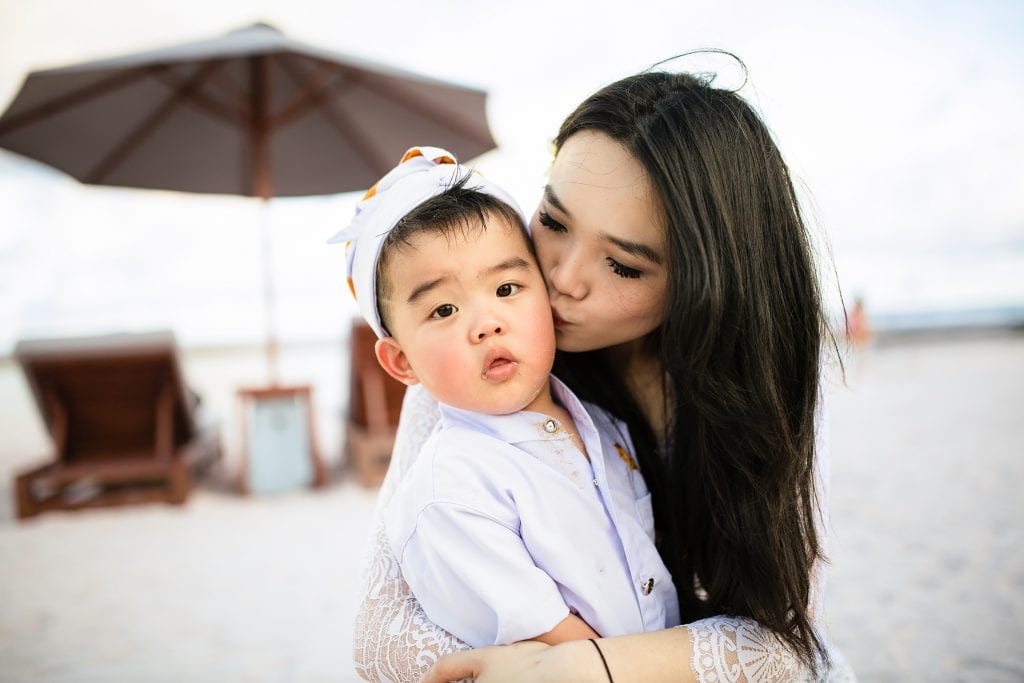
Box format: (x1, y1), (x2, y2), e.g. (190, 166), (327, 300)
(530, 130), (669, 354)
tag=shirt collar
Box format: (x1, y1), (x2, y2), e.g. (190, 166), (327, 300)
(437, 376), (595, 445)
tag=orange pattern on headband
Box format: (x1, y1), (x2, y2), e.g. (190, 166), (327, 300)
(360, 149), (457, 201)
(401, 147), (456, 165)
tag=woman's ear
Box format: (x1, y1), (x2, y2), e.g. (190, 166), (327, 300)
(374, 337), (419, 386)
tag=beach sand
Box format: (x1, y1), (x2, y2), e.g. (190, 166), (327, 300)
(824, 331), (1024, 681)
(1, 332), (1022, 681)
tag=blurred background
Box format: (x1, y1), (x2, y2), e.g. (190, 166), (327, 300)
(2, 0), (1022, 353)
(0, 1), (1021, 681)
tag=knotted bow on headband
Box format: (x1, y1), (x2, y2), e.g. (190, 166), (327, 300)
(328, 146), (526, 338)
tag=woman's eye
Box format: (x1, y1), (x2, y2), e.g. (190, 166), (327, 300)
(538, 211), (567, 233)
(496, 283), (521, 297)
(607, 258), (642, 279)
(431, 304), (457, 318)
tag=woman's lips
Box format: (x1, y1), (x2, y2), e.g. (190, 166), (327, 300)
(482, 348), (518, 382)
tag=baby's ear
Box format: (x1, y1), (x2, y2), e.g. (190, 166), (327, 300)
(374, 337), (419, 386)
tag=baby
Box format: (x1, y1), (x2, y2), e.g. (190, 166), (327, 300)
(330, 147), (677, 647)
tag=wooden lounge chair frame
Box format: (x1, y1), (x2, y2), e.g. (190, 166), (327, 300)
(346, 321), (407, 487)
(13, 331), (220, 519)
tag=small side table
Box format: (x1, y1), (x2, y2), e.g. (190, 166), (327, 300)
(237, 385), (326, 494)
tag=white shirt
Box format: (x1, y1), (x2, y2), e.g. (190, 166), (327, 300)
(383, 376), (679, 647)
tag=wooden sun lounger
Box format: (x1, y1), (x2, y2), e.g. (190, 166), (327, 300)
(346, 321), (406, 487)
(13, 331), (220, 519)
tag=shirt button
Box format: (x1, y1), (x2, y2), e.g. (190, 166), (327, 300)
(592, 478), (599, 487)
(642, 578), (655, 595)
(543, 418), (558, 433)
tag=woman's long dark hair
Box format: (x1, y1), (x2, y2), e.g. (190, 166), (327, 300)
(552, 66), (831, 669)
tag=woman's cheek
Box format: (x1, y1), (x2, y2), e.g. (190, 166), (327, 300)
(604, 283), (665, 336)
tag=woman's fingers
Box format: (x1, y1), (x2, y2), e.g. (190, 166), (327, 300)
(420, 641), (552, 683)
(420, 649), (481, 683)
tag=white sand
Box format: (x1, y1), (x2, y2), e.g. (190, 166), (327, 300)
(1, 332), (1022, 681)
(824, 332), (1024, 680)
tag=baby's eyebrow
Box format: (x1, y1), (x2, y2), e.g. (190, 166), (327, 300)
(406, 276), (447, 305)
(406, 257), (530, 305)
(485, 256), (531, 275)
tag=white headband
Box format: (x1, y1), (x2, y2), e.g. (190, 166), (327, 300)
(328, 146), (526, 338)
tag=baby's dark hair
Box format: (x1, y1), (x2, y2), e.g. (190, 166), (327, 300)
(375, 175), (529, 335)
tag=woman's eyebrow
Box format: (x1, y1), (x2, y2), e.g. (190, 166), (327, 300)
(543, 186), (572, 217)
(600, 232), (663, 265)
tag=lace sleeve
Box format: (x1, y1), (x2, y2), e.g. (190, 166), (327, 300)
(353, 385), (471, 682)
(684, 617), (855, 682)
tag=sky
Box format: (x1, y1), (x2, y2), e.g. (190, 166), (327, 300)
(0, 0), (1022, 352)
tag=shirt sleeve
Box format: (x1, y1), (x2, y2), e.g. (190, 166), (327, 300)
(393, 500), (570, 647)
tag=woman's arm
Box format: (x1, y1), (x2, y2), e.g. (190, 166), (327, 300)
(353, 523), (469, 681)
(353, 385), (471, 682)
(423, 628), (693, 683)
(425, 620), (854, 683)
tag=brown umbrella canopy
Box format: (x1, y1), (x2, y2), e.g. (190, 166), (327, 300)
(0, 23), (498, 383)
(0, 22), (497, 198)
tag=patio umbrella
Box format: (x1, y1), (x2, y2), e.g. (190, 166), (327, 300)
(0, 22), (497, 381)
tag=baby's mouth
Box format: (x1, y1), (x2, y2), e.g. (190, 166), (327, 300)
(482, 348), (518, 382)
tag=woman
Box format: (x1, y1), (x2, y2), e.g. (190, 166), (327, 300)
(355, 64), (853, 682)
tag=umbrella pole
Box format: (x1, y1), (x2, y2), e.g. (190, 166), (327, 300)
(251, 54), (279, 386)
(260, 198), (279, 385)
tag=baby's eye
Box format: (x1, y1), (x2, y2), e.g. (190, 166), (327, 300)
(431, 304), (457, 318)
(496, 283), (521, 297)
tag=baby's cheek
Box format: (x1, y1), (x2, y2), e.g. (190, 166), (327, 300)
(528, 310), (557, 352)
(423, 346), (476, 395)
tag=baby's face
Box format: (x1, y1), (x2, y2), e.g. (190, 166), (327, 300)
(379, 216), (555, 415)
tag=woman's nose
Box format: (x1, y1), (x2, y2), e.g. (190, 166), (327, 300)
(547, 251), (588, 300)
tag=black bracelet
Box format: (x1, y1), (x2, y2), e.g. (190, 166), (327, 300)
(588, 638), (614, 683)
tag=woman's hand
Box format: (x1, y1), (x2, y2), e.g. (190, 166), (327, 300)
(420, 639), (605, 683)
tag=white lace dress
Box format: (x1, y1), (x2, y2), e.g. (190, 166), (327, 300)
(352, 385), (856, 682)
